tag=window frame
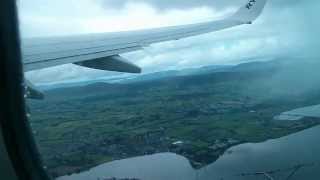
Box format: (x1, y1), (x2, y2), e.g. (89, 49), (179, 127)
(0, 1), (50, 180)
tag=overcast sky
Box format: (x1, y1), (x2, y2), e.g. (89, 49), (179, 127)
(18, 0), (320, 85)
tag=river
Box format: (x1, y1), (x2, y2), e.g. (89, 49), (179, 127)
(58, 125), (320, 180)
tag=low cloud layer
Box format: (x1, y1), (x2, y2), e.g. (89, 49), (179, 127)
(19, 0), (320, 85)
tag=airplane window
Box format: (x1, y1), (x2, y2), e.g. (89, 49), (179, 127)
(19, 0), (320, 180)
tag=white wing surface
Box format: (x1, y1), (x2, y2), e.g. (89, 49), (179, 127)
(22, 0), (267, 73)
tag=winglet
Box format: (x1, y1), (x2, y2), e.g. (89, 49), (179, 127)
(230, 0), (267, 24)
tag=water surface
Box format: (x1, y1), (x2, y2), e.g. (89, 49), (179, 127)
(58, 126), (320, 180)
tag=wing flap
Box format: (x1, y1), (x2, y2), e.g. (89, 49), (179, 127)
(74, 55), (141, 73)
(24, 79), (44, 100)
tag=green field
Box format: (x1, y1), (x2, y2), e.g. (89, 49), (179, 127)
(28, 59), (320, 177)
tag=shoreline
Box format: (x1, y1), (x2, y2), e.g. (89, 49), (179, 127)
(51, 119), (320, 178)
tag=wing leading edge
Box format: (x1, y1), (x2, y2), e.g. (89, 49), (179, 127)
(22, 0), (267, 73)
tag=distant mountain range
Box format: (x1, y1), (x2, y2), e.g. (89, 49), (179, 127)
(38, 64), (233, 90)
(39, 57), (319, 92)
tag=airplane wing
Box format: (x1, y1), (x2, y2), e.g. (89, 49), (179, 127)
(22, 0), (267, 74)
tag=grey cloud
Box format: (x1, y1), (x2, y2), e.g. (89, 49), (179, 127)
(100, 0), (243, 10)
(99, 0), (302, 10)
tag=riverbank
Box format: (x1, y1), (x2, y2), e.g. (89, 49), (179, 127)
(57, 125), (320, 180)
(46, 117), (319, 177)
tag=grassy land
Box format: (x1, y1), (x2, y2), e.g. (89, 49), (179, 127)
(28, 60), (320, 177)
